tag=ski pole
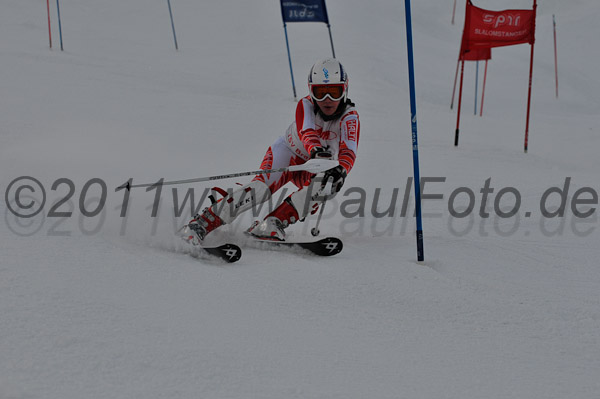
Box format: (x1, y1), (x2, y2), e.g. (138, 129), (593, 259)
(117, 159), (338, 191)
(311, 177), (333, 237)
(311, 199), (326, 237)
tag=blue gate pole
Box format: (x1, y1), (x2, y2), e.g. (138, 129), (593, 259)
(327, 24), (336, 58)
(403, 0), (424, 262)
(283, 23), (297, 100)
(56, 0), (64, 51)
(167, 0), (179, 50)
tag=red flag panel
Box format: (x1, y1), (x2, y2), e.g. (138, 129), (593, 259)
(461, 47), (491, 61)
(461, 0), (535, 55)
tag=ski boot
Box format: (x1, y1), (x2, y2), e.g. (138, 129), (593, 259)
(247, 198), (300, 241)
(185, 207), (224, 244)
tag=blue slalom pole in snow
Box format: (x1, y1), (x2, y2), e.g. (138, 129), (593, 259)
(56, 0), (64, 51)
(403, 0), (424, 262)
(166, 0), (179, 50)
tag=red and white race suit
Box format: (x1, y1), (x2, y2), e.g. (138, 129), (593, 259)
(203, 96), (360, 227)
(254, 96), (360, 193)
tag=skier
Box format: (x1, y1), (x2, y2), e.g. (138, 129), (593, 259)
(186, 58), (360, 242)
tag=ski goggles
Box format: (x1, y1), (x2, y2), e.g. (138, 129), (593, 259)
(310, 84), (346, 101)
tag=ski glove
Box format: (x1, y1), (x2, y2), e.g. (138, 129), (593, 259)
(310, 147), (333, 159)
(321, 165), (347, 193)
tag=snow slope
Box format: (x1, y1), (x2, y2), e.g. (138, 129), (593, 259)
(1, 0), (599, 398)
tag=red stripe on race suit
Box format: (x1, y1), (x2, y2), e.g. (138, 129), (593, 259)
(338, 142), (356, 173)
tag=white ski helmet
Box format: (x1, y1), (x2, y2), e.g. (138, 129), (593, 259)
(308, 58), (348, 102)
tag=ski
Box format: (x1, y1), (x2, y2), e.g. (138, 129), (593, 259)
(177, 225), (242, 263)
(248, 236), (343, 257)
(200, 243), (242, 263)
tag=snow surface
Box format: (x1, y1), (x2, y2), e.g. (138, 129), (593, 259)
(1, 0), (599, 398)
